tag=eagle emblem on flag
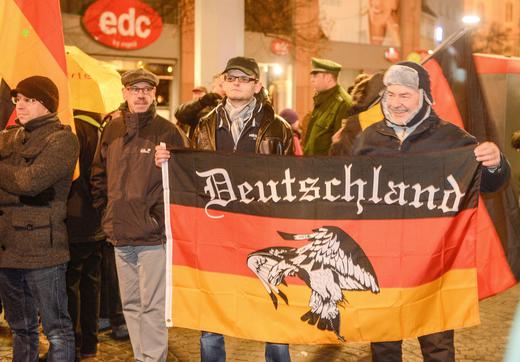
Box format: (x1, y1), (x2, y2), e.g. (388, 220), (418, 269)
(247, 226), (380, 341)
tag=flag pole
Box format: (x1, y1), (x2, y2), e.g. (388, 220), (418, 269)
(160, 142), (174, 327)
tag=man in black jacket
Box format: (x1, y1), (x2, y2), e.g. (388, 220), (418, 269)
(155, 56), (293, 362)
(91, 68), (188, 362)
(352, 61), (510, 362)
(174, 74), (225, 141)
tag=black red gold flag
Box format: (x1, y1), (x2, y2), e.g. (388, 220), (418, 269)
(164, 147), (485, 344)
(0, 0), (72, 130)
(422, 29), (520, 297)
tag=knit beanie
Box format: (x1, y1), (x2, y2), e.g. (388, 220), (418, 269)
(11, 76), (59, 113)
(279, 108), (299, 124)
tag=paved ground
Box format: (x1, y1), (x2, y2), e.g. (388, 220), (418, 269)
(1, 283), (519, 361)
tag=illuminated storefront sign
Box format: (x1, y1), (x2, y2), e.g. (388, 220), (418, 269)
(82, 0), (163, 50)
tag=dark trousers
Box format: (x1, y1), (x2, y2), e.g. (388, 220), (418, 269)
(66, 241), (103, 355)
(0, 264), (75, 362)
(100, 241), (125, 327)
(371, 330), (455, 362)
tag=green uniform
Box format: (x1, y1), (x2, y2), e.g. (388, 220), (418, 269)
(304, 85), (352, 155)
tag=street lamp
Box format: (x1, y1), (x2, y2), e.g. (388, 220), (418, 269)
(462, 15), (481, 24)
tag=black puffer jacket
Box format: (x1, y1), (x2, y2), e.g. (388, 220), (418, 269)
(90, 105), (189, 246)
(352, 111), (510, 193)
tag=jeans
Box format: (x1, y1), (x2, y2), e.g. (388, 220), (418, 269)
(0, 263), (75, 362)
(66, 242), (103, 355)
(200, 332), (291, 362)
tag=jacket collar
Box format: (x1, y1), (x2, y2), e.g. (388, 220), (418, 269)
(375, 111), (440, 140)
(120, 102), (156, 129)
(313, 85), (340, 107)
(18, 113), (59, 132)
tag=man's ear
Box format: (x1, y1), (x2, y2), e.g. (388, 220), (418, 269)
(254, 81), (263, 94)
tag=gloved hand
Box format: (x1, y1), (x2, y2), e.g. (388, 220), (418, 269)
(19, 187), (55, 206)
(200, 92), (222, 107)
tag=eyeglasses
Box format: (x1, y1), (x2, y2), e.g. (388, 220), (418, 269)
(126, 86), (155, 95)
(224, 75), (257, 84)
(12, 96), (42, 105)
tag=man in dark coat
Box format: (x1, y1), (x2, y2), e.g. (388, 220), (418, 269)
(155, 56), (293, 362)
(91, 68), (189, 361)
(0, 75), (78, 361)
(352, 61), (510, 362)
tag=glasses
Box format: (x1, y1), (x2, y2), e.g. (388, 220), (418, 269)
(12, 96), (42, 105)
(224, 75), (257, 84)
(126, 86), (155, 95)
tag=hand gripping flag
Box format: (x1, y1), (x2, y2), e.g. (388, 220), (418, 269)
(351, 29), (517, 299)
(422, 29), (518, 298)
(164, 147), (483, 344)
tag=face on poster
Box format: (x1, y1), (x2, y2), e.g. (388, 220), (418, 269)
(319, 0), (401, 46)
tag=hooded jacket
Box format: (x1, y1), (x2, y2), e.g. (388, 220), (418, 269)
(0, 113), (79, 268)
(90, 104), (189, 246)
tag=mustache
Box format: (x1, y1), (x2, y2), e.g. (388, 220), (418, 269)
(388, 106), (410, 112)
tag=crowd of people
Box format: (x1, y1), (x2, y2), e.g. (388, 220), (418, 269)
(0, 53), (510, 362)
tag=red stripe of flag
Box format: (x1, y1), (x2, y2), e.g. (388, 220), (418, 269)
(172, 205), (477, 289)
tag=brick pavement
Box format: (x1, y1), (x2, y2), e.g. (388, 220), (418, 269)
(1, 283), (519, 361)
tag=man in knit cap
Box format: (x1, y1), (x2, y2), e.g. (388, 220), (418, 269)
(0, 75), (79, 361)
(352, 61), (510, 361)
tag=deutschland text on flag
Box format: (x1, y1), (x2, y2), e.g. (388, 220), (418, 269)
(164, 147), (482, 344)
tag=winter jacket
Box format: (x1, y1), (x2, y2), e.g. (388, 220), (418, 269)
(175, 92), (222, 140)
(194, 96), (294, 155)
(0, 113), (79, 269)
(90, 105), (189, 246)
(330, 73), (384, 156)
(352, 111), (510, 193)
(304, 84), (352, 155)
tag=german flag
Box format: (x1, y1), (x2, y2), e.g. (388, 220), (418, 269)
(0, 0), (72, 129)
(164, 146), (482, 344)
(422, 29), (518, 298)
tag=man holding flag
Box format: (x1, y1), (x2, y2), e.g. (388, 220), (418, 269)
(352, 61), (510, 362)
(155, 56), (294, 362)
(91, 68), (188, 362)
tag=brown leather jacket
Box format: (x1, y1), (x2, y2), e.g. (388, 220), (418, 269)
(193, 96), (294, 155)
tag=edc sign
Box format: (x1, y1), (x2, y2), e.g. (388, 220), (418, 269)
(82, 0), (163, 50)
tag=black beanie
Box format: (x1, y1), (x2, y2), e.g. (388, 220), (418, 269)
(11, 76), (59, 113)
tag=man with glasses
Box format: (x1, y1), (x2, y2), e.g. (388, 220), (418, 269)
(304, 58), (352, 155)
(91, 68), (188, 361)
(155, 56), (294, 362)
(0, 75), (78, 361)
